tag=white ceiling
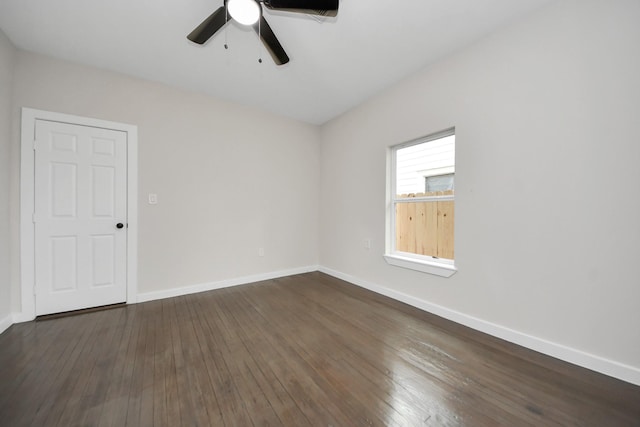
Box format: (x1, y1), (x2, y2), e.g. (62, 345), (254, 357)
(0, 0), (555, 125)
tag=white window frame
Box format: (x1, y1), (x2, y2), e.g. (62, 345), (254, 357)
(384, 128), (457, 277)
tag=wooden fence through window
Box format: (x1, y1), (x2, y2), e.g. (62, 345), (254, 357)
(395, 191), (454, 260)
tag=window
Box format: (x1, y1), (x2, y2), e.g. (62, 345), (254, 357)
(425, 173), (454, 193)
(385, 129), (456, 277)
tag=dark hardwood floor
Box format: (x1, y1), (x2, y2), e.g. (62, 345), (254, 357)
(1, 272), (639, 426)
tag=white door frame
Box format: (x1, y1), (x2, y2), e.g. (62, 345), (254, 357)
(18, 108), (138, 321)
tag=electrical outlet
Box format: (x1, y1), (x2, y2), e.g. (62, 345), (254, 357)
(364, 238), (372, 250)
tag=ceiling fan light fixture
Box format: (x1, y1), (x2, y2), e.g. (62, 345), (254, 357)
(227, 0), (261, 25)
(188, 0), (340, 64)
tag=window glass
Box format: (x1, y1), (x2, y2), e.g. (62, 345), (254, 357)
(425, 173), (454, 193)
(391, 131), (455, 261)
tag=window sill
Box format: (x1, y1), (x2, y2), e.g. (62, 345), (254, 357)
(383, 253), (457, 277)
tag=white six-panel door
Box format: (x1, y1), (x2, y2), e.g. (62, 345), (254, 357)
(34, 119), (128, 315)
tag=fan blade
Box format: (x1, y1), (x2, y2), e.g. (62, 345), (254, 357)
(264, 0), (338, 16)
(187, 7), (228, 44)
(252, 17), (290, 65)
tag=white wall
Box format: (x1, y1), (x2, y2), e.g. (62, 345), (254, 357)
(9, 51), (320, 311)
(0, 29), (15, 329)
(319, 0), (640, 382)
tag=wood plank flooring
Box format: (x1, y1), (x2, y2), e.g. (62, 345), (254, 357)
(1, 272), (639, 426)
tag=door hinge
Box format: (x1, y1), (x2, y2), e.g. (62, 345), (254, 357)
(32, 213), (36, 223)
(33, 139), (37, 151)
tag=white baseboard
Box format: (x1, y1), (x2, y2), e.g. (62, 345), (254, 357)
(137, 265), (319, 303)
(318, 266), (640, 387)
(12, 312), (35, 324)
(0, 314), (12, 335)
(7, 264), (639, 386)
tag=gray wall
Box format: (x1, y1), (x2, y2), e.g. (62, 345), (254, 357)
(9, 51), (320, 309)
(319, 0), (640, 376)
(0, 29), (15, 326)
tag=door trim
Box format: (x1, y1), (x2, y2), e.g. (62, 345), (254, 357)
(18, 108), (138, 321)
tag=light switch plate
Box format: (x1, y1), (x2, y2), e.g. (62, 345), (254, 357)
(148, 193), (158, 204)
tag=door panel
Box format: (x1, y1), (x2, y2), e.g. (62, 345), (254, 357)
(51, 162), (77, 217)
(34, 119), (127, 315)
(91, 234), (115, 286)
(92, 165), (115, 217)
(51, 236), (77, 291)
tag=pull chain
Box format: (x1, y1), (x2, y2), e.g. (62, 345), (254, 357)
(257, 17), (262, 63)
(224, 7), (229, 50)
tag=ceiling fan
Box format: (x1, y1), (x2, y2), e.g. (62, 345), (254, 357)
(187, 0), (339, 65)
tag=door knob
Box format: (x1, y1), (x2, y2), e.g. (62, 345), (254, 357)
(116, 223), (124, 229)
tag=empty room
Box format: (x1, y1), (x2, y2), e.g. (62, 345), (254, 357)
(1, 0), (639, 425)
